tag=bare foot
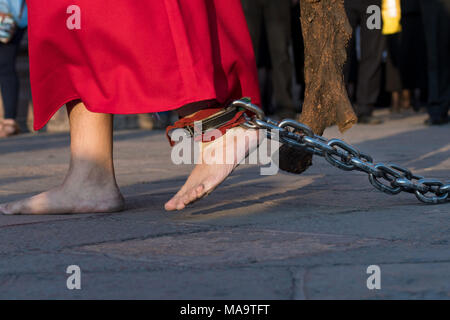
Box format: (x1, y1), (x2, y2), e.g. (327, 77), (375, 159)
(165, 127), (259, 211)
(0, 101), (126, 215)
(0, 119), (20, 138)
(0, 169), (124, 215)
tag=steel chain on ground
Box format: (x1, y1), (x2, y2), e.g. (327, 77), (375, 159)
(233, 99), (449, 205)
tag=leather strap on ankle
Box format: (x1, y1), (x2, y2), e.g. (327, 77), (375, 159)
(166, 100), (252, 146)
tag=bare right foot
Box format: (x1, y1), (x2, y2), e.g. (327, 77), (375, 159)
(165, 126), (259, 211)
(0, 173), (124, 215)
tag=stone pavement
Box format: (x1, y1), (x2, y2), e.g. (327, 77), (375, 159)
(0, 110), (449, 299)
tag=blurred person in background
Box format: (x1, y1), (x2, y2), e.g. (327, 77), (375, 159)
(291, 0), (305, 113)
(241, 0), (296, 119)
(385, 0), (428, 113)
(256, 21), (275, 115)
(0, 0), (27, 137)
(420, 0), (450, 125)
(344, 0), (384, 124)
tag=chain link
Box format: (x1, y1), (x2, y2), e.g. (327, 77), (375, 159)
(233, 99), (450, 205)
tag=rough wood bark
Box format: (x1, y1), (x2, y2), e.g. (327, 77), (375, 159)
(300, 0), (356, 133)
(279, 0), (356, 174)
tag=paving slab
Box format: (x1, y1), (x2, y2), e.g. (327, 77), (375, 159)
(302, 262), (450, 300)
(79, 229), (383, 268)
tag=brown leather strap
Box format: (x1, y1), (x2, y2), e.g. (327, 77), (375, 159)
(166, 104), (248, 147)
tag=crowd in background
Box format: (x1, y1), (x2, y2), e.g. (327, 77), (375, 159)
(243, 0), (450, 125)
(0, 0), (449, 139)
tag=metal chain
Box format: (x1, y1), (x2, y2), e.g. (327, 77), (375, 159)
(233, 99), (450, 205)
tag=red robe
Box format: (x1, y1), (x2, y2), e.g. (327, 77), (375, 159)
(27, 0), (261, 130)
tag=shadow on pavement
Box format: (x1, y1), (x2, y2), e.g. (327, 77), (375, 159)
(0, 125), (448, 215)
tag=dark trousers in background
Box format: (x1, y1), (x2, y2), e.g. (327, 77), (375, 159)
(420, 0), (450, 121)
(398, 1), (427, 92)
(384, 11), (428, 113)
(344, 0), (384, 118)
(0, 28), (25, 120)
(291, 2), (305, 107)
(241, 0), (295, 117)
(385, 34), (403, 93)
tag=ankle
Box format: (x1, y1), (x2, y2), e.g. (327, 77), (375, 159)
(67, 160), (117, 186)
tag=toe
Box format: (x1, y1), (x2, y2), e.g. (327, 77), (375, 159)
(165, 198), (178, 211)
(188, 188), (199, 203)
(180, 184), (206, 209)
(181, 191), (192, 206)
(166, 190), (190, 211)
(0, 203), (13, 215)
(167, 182), (203, 211)
(196, 184), (205, 197)
(165, 188), (186, 211)
(176, 201), (186, 210)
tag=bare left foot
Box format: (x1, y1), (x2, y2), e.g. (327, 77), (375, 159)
(165, 127), (259, 211)
(0, 165), (124, 215)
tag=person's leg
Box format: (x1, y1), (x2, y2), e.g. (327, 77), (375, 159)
(0, 101), (124, 215)
(355, 0), (383, 118)
(385, 34), (403, 112)
(0, 76), (19, 119)
(0, 50), (19, 120)
(263, 0), (295, 118)
(0, 28), (26, 119)
(0, 29), (26, 137)
(291, 1), (305, 110)
(0, 43), (20, 137)
(420, 0), (450, 123)
(437, 0), (450, 116)
(399, 15), (420, 91)
(0, 46), (18, 120)
(343, 0), (360, 103)
(419, 0), (446, 122)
